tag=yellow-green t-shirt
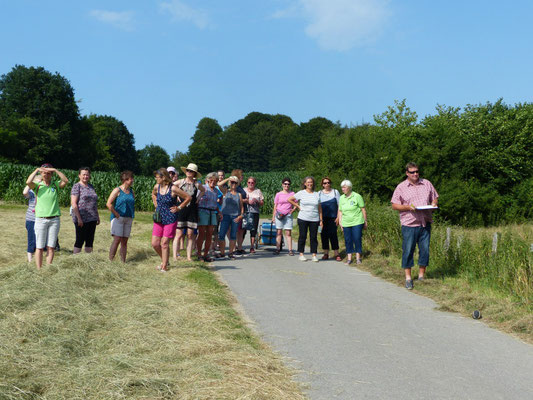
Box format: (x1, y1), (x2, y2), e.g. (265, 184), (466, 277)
(338, 192), (365, 227)
(35, 181), (61, 218)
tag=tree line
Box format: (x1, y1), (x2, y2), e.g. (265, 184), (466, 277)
(0, 65), (335, 176)
(1, 65), (532, 226)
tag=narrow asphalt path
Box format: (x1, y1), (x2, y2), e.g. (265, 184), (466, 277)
(214, 244), (533, 400)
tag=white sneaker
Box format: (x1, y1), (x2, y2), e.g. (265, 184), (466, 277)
(311, 255), (319, 262)
(298, 255), (307, 261)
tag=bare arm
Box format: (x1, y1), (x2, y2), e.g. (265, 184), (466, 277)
(318, 203), (323, 226)
(287, 196), (300, 210)
(23, 185), (31, 197)
(173, 186), (192, 209)
(50, 168), (69, 188)
(71, 192), (83, 226)
(361, 207), (367, 229)
(106, 188), (121, 219)
(152, 184), (158, 208)
(26, 168), (40, 189)
(392, 203), (414, 212)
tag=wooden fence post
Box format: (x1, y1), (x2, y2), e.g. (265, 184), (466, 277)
(444, 227), (451, 251)
(492, 233), (499, 254)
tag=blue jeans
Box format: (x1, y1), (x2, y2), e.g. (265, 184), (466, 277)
(218, 214), (239, 241)
(401, 224), (431, 269)
(343, 224), (364, 254)
(26, 220), (36, 253)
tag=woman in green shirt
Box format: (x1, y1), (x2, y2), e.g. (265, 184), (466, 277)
(26, 164), (69, 269)
(336, 180), (367, 265)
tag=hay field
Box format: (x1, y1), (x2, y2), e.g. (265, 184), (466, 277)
(0, 205), (306, 400)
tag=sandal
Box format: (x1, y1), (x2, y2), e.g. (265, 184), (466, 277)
(203, 256), (214, 262)
(288, 250), (295, 256)
(321, 254), (329, 260)
(335, 255), (342, 262)
(274, 249), (280, 255)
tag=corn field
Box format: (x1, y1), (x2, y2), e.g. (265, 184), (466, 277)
(0, 162), (306, 213)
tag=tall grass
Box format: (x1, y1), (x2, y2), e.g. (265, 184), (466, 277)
(361, 200), (533, 307)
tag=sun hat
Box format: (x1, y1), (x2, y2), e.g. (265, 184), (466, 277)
(167, 166), (177, 174)
(180, 163), (202, 178)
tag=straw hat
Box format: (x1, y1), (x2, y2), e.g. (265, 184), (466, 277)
(180, 163), (202, 178)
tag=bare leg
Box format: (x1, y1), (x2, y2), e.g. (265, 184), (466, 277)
(119, 237), (128, 263)
(404, 267), (412, 281)
(229, 239), (236, 255)
(276, 229), (282, 251)
(27, 252), (33, 262)
(237, 229), (244, 251)
(161, 237), (170, 269)
(285, 230), (293, 252)
(73, 247), (82, 254)
(152, 236), (162, 258)
(218, 239), (226, 256)
(172, 231), (180, 260)
(197, 226), (206, 257)
(84, 247), (93, 253)
(203, 226), (214, 258)
(46, 247), (55, 264)
(186, 229), (196, 261)
(35, 248), (44, 269)
(109, 236), (121, 261)
(418, 266), (426, 279)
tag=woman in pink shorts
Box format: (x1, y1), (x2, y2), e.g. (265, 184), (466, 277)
(151, 168), (191, 271)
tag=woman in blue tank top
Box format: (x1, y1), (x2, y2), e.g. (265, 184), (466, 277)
(216, 176), (244, 259)
(106, 171), (135, 262)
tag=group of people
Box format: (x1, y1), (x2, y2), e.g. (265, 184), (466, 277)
(24, 161), (438, 290)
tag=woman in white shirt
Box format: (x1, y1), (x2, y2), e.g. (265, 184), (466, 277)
(288, 176), (323, 262)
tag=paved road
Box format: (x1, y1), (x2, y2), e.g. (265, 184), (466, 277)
(214, 245), (533, 400)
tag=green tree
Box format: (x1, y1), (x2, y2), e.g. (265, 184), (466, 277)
(187, 117), (223, 172)
(137, 144), (170, 176)
(88, 115), (140, 172)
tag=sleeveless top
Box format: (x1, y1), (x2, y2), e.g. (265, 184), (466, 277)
(110, 187), (135, 220)
(221, 191), (241, 216)
(198, 185), (218, 210)
(156, 185), (178, 225)
(319, 189), (340, 218)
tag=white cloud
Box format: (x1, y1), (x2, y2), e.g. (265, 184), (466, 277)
(275, 0), (391, 51)
(89, 9), (136, 31)
(159, 0), (210, 29)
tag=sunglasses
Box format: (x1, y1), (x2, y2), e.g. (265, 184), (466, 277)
(230, 181), (238, 184)
(247, 181), (255, 184)
(322, 181), (331, 185)
(186, 169), (195, 173)
(169, 171), (176, 175)
(282, 182), (290, 185)
(407, 170), (419, 174)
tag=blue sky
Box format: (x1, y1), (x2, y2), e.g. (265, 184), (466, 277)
(2, 0), (533, 155)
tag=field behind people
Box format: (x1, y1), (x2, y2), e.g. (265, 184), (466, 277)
(0, 205), (306, 400)
(0, 162), (304, 214)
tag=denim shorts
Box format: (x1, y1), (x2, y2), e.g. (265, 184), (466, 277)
(275, 214), (293, 230)
(198, 209), (218, 226)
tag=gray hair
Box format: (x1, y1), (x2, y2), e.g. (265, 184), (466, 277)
(206, 172), (218, 180)
(340, 179), (352, 188)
